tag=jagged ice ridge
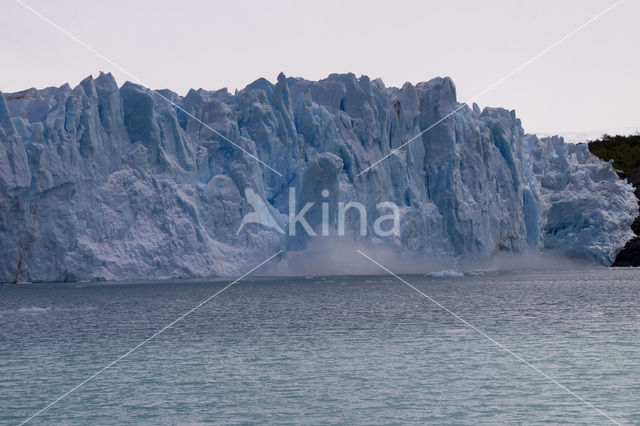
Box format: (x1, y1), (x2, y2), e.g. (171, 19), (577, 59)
(0, 72), (636, 282)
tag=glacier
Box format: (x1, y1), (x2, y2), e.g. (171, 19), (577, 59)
(0, 72), (636, 282)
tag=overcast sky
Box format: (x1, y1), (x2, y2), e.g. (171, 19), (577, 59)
(1, 0), (638, 134)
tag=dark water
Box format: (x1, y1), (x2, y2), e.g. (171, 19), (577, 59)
(1, 269), (639, 425)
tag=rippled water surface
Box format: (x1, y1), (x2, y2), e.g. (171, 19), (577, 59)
(1, 269), (640, 424)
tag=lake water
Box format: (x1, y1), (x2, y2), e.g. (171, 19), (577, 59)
(1, 269), (639, 424)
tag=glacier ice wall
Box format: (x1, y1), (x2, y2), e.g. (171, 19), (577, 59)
(0, 72), (636, 282)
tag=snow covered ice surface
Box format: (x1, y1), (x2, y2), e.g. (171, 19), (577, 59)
(0, 72), (637, 282)
(534, 127), (640, 144)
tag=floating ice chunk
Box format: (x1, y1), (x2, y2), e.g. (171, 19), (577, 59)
(427, 269), (464, 278)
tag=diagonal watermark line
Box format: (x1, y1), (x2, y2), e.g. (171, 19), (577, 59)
(18, 250), (283, 426)
(14, 0), (284, 177)
(355, 249), (621, 425)
(357, 0), (625, 176)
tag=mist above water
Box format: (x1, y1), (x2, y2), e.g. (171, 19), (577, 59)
(260, 238), (596, 277)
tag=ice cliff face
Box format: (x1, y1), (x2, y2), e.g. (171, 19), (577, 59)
(527, 135), (637, 263)
(0, 72), (636, 282)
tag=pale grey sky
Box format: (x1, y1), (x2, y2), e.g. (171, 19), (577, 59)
(1, 0), (638, 133)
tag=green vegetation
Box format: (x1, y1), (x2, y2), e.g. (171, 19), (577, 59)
(588, 134), (640, 173)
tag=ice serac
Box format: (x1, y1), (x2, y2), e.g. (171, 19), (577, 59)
(527, 135), (637, 264)
(0, 73), (636, 282)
